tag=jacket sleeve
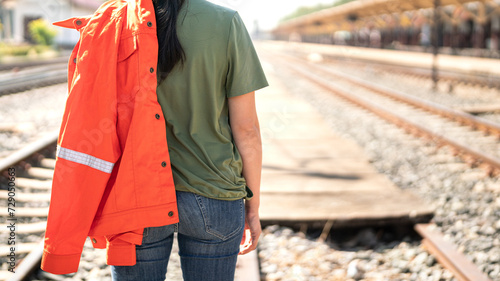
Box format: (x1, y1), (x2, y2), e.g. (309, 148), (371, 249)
(41, 13), (123, 275)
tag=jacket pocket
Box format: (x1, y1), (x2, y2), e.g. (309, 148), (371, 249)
(118, 35), (137, 62)
(116, 35), (139, 103)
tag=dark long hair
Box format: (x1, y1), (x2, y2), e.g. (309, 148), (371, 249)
(152, 0), (186, 82)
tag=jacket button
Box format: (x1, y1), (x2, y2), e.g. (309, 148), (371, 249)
(75, 20), (82, 26)
(147, 21), (153, 27)
(155, 114), (160, 119)
(92, 238), (97, 243)
(161, 161), (167, 167)
(168, 211), (174, 217)
(73, 58), (77, 63)
(150, 67), (155, 73)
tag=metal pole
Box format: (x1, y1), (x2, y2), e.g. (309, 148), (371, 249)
(432, 0), (441, 91)
(0, 1), (3, 41)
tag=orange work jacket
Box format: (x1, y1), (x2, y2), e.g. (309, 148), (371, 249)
(41, 0), (179, 275)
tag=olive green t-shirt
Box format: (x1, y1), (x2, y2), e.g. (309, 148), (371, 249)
(156, 0), (269, 200)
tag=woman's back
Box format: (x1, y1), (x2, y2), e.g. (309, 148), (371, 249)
(156, 0), (268, 201)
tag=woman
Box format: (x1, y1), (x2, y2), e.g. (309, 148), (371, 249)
(112, 0), (268, 280)
(41, 0), (267, 280)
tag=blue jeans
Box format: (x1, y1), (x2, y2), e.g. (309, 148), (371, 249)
(111, 191), (245, 281)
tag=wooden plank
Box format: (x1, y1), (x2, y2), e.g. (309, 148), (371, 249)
(0, 271), (13, 281)
(260, 192), (433, 226)
(0, 124), (18, 132)
(26, 167), (54, 179)
(0, 222), (46, 234)
(15, 207), (49, 217)
(0, 123), (35, 133)
(257, 67), (434, 227)
(15, 177), (52, 190)
(415, 224), (492, 281)
(0, 191), (51, 202)
(459, 104), (500, 115)
(40, 158), (56, 169)
(261, 170), (398, 193)
(0, 243), (40, 256)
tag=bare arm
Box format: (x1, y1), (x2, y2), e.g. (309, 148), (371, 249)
(228, 91), (262, 255)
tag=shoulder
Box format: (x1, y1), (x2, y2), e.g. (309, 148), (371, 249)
(189, 0), (238, 24)
(198, 1), (236, 14)
(93, 0), (128, 20)
(81, 0), (129, 35)
(76, 0), (129, 47)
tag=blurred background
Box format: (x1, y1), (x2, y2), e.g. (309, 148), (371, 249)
(2, 0), (500, 53)
(1, 0), (500, 281)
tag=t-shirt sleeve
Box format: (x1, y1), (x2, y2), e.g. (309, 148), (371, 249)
(225, 12), (269, 98)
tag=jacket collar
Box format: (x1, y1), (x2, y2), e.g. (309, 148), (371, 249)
(53, 0), (155, 32)
(53, 15), (92, 31)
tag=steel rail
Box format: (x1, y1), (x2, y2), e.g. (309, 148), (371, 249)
(321, 64), (500, 136)
(323, 56), (500, 90)
(7, 242), (44, 281)
(0, 57), (68, 72)
(282, 52), (500, 138)
(382, 64), (500, 89)
(415, 224), (492, 281)
(0, 63), (67, 78)
(0, 132), (58, 173)
(0, 67), (67, 96)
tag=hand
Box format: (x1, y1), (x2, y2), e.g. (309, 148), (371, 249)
(239, 209), (261, 255)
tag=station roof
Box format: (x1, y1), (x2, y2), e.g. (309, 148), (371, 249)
(275, 0), (492, 32)
(70, 0), (102, 10)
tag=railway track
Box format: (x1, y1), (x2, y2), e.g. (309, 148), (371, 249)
(323, 56), (500, 92)
(0, 57), (68, 72)
(267, 41), (500, 93)
(0, 132), (57, 281)
(0, 63), (67, 96)
(263, 51), (495, 281)
(270, 51), (500, 177)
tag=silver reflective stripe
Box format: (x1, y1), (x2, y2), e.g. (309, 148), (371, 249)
(56, 146), (114, 174)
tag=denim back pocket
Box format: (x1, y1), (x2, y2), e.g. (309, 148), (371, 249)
(194, 194), (244, 241)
